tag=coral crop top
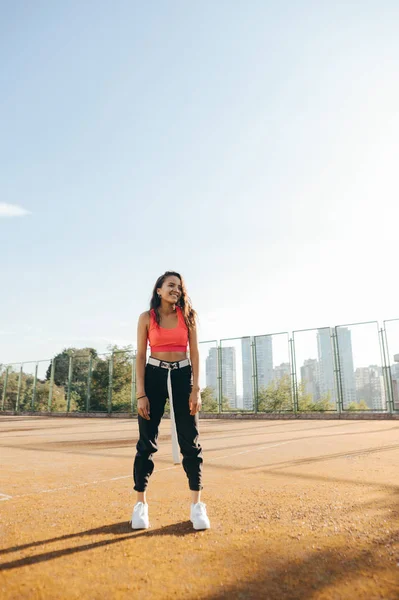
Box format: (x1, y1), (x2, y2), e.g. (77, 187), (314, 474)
(148, 306), (189, 353)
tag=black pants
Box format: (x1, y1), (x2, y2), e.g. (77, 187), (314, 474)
(133, 362), (203, 492)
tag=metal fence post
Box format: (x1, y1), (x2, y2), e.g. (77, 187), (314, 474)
(107, 353), (114, 414)
(332, 328), (343, 413)
(217, 343), (222, 413)
(48, 359), (55, 412)
(86, 355), (93, 413)
(289, 338), (298, 412)
(1, 366), (9, 411)
(66, 355), (73, 412)
(31, 363), (38, 411)
(16, 365), (23, 412)
(331, 329), (340, 413)
(380, 328), (394, 414)
(386, 367), (395, 414)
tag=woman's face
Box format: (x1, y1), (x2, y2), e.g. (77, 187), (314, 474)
(157, 276), (182, 305)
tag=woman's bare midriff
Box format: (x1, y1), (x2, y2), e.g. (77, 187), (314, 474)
(150, 352), (188, 363)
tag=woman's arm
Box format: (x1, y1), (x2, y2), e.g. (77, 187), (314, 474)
(136, 312), (150, 419)
(188, 322), (201, 415)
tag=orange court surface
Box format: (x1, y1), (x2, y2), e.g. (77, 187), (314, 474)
(0, 416), (398, 600)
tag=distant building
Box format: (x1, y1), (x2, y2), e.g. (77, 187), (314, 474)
(206, 346), (237, 408)
(355, 367), (372, 408)
(317, 328), (336, 403)
(254, 336), (274, 390)
(392, 380), (399, 410)
(355, 365), (386, 410)
(336, 327), (356, 407)
(241, 338), (253, 410)
(274, 362), (291, 380)
(391, 358), (399, 410)
(205, 348), (218, 391)
(220, 346), (237, 409)
(301, 358), (320, 400)
(205, 347), (237, 408)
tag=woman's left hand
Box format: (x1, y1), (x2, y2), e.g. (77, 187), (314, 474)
(189, 389), (202, 415)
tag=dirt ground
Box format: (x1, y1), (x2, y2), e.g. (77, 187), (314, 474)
(0, 416), (398, 600)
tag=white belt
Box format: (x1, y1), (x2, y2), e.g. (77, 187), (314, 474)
(147, 357), (190, 464)
(147, 357), (190, 370)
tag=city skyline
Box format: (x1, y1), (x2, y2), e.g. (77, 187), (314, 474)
(201, 328), (395, 410)
(3, 330), (394, 411)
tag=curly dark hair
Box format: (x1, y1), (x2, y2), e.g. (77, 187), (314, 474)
(149, 271), (197, 330)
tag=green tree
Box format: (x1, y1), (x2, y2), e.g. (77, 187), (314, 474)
(46, 347), (97, 385)
(357, 400), (370, 410)
(0, 364), (67, 412)
(200, 387), (230, 413)
(256, 375), (336, 413)
(46, 347), (98, 412)
(0, 367), (19, 410)
(257, 374), (293, 412)
(108, 346), (134, 412)
(89, 345), (133, 412)
(298, 386), (335, 411)
(346, 400), (370, 411)
(200, 387), (218, 412)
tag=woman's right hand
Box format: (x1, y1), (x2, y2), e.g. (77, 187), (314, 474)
(137, 396), (150, 420)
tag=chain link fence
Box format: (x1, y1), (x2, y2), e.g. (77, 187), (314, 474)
(1, 319), (399, 414)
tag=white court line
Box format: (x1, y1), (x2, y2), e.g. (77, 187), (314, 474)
(206, 441), (290, 463)
(1, 441), (291, 501)
(0, 492), (13, 501)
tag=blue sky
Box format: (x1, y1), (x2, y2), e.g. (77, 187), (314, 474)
(1, 1), (399, 365)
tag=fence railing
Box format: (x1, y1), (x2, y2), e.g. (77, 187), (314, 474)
(1, 319), (399, 414)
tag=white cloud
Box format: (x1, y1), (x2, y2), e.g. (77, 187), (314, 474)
(0, 203), (30, 218)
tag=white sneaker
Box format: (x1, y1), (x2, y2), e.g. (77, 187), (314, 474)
(131, 502), (149, 529)
(190, 502), (210, 530)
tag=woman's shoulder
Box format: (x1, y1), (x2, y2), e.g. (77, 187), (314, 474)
(138, 311), (151, 325)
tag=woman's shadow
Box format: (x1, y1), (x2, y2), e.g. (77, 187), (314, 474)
(99, 519), (197, 537)
(0, 520), (199, 572)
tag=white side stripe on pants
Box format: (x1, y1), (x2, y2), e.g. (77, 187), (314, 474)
(167, 369), (181, 465)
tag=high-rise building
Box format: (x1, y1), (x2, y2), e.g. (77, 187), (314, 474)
(205, 348), (218, 391)
(301, 358), (320, 400)
(355, 365), (386, 409)
(390, 362), (399, 385)
(392, 380), (399, 410)
(379, 374), (387, 410)
(390, 359), (399, 410)
(274, 362), (291, 380)
(206, 346), (237, 408)
(241, 338), (253, 410)
(355, 367), (371, 408)
(221, 346), (237, 408)
(317, 328), (336, 402)
(336, 327), (356, 407)
(254, 336), (273, 391)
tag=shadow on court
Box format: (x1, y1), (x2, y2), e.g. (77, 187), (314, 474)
(203, 531), (399, 600)
(2, 526), (397, 598)
(0, 521), (197, 572)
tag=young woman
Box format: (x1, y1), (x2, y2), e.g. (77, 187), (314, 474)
(131, 271), (210, 530)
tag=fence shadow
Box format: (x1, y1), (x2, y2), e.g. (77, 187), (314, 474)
(204, 531), (399, 600)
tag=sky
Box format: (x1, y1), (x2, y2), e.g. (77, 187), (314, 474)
(1, 0), (399, 368)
